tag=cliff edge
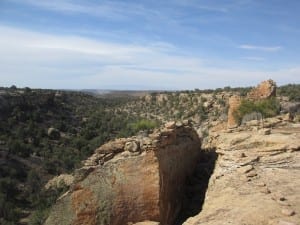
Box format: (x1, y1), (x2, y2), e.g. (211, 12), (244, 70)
(184, 116), (300, 225)
(44, 121), (202, 225)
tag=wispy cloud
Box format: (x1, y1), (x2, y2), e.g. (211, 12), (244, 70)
(11, 0), (160, 21)
(0, 25), (298, 89)
(239, 44), (282, 52)
(0, 26), (204, 89)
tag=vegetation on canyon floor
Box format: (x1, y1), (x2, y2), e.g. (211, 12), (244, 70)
(0, 83), (299, 224)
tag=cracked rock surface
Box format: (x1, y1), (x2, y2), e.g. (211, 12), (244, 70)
(184, 118), (300, 225)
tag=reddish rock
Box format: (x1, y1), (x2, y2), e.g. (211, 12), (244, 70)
(45, 124), (201, 225)
(247, 79), (276, 100)
(227, 95), (241, 128)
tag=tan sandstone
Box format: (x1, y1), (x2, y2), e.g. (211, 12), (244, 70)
(44, 123), (201, 225)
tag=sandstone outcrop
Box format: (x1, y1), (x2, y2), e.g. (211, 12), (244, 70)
(227, 95), (241, 128)
(227, 80), (277, 128)
(184, 118), (300, 225)
(44, 122), (202, 225)
(247, 79), (276, 100)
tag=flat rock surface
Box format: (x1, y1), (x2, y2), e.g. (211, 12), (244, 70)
(184, 121), (300, 225)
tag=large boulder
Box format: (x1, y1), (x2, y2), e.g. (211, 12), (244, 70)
(44, 122), (202, 225)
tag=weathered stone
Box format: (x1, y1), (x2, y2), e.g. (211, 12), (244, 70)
(165, 121), (176, 129)
(124, 141), (140, 152)
(247, 79), (276, 100)
(45, 123), (201, 225)
(227, 95), (241, 129)
(246, 170), (257, 177)
(183, 120), (300, 225)
(238, 165), (254, 174)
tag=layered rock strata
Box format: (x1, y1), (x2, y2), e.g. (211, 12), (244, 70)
(44, 121), (201, 225)
(184, 117), (300, 225)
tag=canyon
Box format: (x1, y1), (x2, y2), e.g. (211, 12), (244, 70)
(45, 121), (205, 225)
(43, 81), (300, 225)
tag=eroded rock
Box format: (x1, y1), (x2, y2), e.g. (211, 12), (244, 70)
(247, 79), (276, 100)
(227, 95), (242, 128)
(227, 80), (277, 129)
(45, 123), (201, 225)
(183, 119), (300, 225)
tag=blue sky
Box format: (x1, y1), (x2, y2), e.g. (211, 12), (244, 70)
(0, 0), (299, 90)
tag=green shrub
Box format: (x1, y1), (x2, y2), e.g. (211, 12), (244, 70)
(234, 97), (280, 124)
(129, 119), (158, 133)
(278, 84), (300, 101)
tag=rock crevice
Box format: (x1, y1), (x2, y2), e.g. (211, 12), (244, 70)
(45, 122), (202, 225)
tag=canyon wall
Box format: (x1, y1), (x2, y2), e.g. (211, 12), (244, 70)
(44, 121), (201, 225)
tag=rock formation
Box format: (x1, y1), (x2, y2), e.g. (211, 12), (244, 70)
(44, 122), (202, 225)
(247, 79), (276, 100)
(227, 79), (277, 128)
(227, 95), (242, 129)
(184, 116), (300, 225)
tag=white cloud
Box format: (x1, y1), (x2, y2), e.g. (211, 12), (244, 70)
(10, 0), (159, 21)
(239, 44), (282, 52)
(0, 26), (298, 90)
